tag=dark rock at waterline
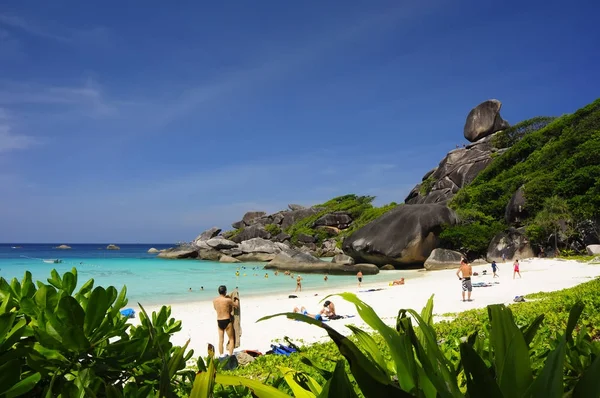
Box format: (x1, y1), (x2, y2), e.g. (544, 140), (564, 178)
(464, 99), (510, 142)
(343, 204), (459, 267)
(158, 246), (199, 259)
(198, 247), (222, 261)
(380, 264), (396, 270)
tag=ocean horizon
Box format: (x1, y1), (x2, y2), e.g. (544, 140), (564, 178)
(0, 243), (411, 306)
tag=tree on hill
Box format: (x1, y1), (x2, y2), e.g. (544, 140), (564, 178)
(527, 195), (573, 254)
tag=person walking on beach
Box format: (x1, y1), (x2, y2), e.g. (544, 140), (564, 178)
(491, 261), (499, 278)
(513, 259), (522, 279)
(295, 275), (303, 292)
(213, 285), (239, 357)
(456, 258), (473, 302)
(357, 271), (363, 288)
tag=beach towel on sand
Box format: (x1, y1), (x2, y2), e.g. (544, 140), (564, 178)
(230, 288), (242, 349)
(323, 315), (355, 322)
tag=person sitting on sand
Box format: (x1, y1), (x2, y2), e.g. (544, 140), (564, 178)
(391, 278), (405, 286)
(320, 300), (336, 317)
(293, 306), (323, 321)
(456, 258), (473, 302)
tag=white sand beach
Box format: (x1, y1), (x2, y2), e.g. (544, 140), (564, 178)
(130, 258), (600, 358)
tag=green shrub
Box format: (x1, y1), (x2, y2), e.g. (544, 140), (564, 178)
(264, 224), (282, 236)
(439, 208), (505, 257)
(491, 116), (556, 149)
(419, 176), (436, 196)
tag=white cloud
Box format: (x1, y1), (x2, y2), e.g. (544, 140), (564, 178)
(0, 108), (38, 152)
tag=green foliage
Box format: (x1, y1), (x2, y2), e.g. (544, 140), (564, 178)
(265, 224), (282, 236)
(0, 268), (194, 397)
(419, 176), (436, 196)
(451, 99), (600, 250)
(526, 195), (573, 250)
(284, 194), (396, 246)
(340, 202), (399, 238)
(491, 116), (556, 149)
(439, 209), (505, 256)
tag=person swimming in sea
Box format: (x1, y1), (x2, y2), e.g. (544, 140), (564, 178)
(264, 273), (269, 278)
(235, 271), (240, 277)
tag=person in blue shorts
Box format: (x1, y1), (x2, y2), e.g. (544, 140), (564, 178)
(293, 306), (323, 321)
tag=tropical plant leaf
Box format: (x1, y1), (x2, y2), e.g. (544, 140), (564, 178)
(190, 353), (216, 398)
(4, 372), (41, 398)
(527, 335), (566, 398)
(84, 287), (108, 336)
(346, 324), (392, 376)
(317, 360), (359, 398)
(278, 366), (317, 398)
(487, 305), (533, 397)
(572, 352), (600, 398)
(215, 374), (292, 398)
(522, 314), (545, 347)
(460, 342), (503, 398)
(0, 359), (21, 396)
(565, 302), (585, 343)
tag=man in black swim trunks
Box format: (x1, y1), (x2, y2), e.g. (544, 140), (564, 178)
(456, 258), (473, 302)
(213, 285), (239, 357)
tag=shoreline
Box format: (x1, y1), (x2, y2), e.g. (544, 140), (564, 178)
(129, 258), (600, 358)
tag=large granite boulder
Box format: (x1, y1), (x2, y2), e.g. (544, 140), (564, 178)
(231, 220), (244, 229)
(147, 248), (160, 253)
(505, 186), (527, 225)
(206, 237), (238, 250)
(297, 233), (316, 243)
(268, 248), (323, 266)
(405, 146), (494, 205)
(424, 248), (465, 270)
(194, 227), (222, 242)
(281, 208), (319, 229)
(158, 246), (199, 259)
(318, 239), (341, 257)
(219, 255), (241, 263)
(274, 232), (291, 242)
(486, 228), (534, 262)
(239, 238), (281, 254)
(198, 247), (222, 261)
(288, 204), (305, 211)
(313, 212), (353, 229)
(231, 225), (271, 243)
(242, 211), (267, 225)
(236, 253), (276, 262)
(265, 249), (379, 275)
(332, 254), (354, 265)
(464, 99), (510, 142)
(343, 204), (458, 266)
(586, 245), (600, 255)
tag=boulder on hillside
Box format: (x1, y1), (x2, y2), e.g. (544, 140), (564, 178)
(231, 220), (244, 229)
(107, 244), (120, 250)
(219, 255), (241, 263)
(486, 228), (534, 262)
(505, 186), (527, 225)
(206, 237), (238, 250)
(343, 204), (459, 267)
(274, 232), (291, 242)
(332, 254), (354, 265)
(56, 244), (72, 250)
(313, 212), (353, 229)
(238, 238), (282, 254)
(297, 233), (316, 243)
(405, 146), (494, 205)
(316, 226), (341, 236)
(271, 212), (285, 225)
(464, 99), (510, 142)
(265, 250), (379, 275)
(242, 211), (267, 226)
(158, 246), (199, 259)
(424, 248), (465, 270)
(288, 204), (305, 211)
(318, 239), (341, 257)
(281, 208), (319, 229)
(380, 264), (395, 270)
(194, 227), (222, 242)
(231, 225), (271, 243)
(586, 245), (600, 255)
(148, 248), (160, 253)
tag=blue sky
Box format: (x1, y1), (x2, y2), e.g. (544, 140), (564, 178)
(1, 1), (598, 243)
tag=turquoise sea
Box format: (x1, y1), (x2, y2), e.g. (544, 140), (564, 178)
(0, 243), (412, 305)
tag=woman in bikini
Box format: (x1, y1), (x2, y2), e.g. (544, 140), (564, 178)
(295, 275), (302, 292)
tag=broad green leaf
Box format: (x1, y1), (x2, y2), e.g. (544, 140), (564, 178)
(215, 374), (292, 398)
(20, 272), (36, 299)
(573, 352), (600, 398)
(460, 343), (503, 398)
(487, 305), (533, 397)
(84, 287), (108, 335)
(279, 367), (317, 398)
(32, 342), (69, 362)
(318, 360), (360, 398)
(10, 278), (21, 299)
(0, 312), (16, 342)
(565, 302), (585, 343)
(75, 279), (95, 303)
(347, 324), (392, 376)
(105, 385), (123, 398)
(0, 318), (27, 352)
(53, 297), (89, 351)
(300, 357), (333, 380)
(62, 270), (77, 295)
(4, 372), (41, 398)
(259, 312), (406, 398)
(329, 293), (418, 393)
(34, 285), (58, 311)
(527, 335), (566, 398)
(190, 355), (216, 398)
(47, 269), (62, 290)
(0, 359), (21, 396)
(522, 314), (545, 347)
(106, 286), (118, 307)
(111, 286), (128, 317)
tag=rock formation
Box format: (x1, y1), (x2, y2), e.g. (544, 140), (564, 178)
(505, 186), (527, 225)
(486, 228), (534, 262)
(424, 248), (465, 270)
(158, 246), (199, 259)
(106, 244), (120, 250)
(265, 249), (379, 275)
(56, 244), (72, 250)
(463, 99), (510, 142)
(231, 225), (271, 243)
(331, 254), (354, 265)
(343, 204), (458, 267)
(194, 227), (222, 243)
(147, 248), (160, 253)
(586, 245), (600, 255)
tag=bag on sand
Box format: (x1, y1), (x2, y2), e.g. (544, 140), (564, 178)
(514, 295), (526, 302)
(219, 355), (239, 370)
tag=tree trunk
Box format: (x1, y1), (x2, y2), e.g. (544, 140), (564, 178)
(554, 227), (558, 255)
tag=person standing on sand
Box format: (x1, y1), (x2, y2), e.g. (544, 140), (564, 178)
(513, 259), (522, 279)
(213, 285), (239, 357)
(456, 258), (473, 302)
(491, 261), (499, 278)
(357, 271), (363, 288)
(295, 275), (303, 292)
